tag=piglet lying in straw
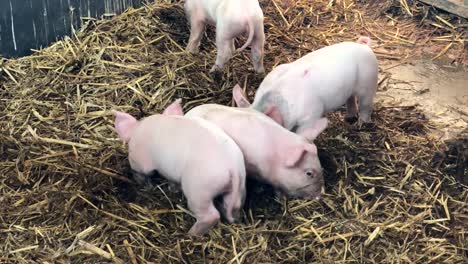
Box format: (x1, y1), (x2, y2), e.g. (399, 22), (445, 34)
(184, 0), (265, 73)
(234, 36), (378, 134)
(112, 100), (246, 236)
(179, 101), (327, 200)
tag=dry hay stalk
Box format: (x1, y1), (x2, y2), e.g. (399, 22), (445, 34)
(0, 0), (466, 263)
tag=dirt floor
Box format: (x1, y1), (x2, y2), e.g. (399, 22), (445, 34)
(0, 0), (467, 263)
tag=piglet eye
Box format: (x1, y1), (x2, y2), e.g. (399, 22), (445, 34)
(306, 170), (313, 177)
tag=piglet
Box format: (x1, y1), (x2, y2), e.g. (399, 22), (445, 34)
(184, 0), (265, 73)
(234, 36), (378, 134)
(181, 102), (327, 200)
(112, 100), (246, 236)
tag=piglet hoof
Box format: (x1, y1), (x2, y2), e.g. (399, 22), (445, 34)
(209, 67), (223, 82)
(139, 179), (155, 191)
(345, 116), (358, 124)
(188, 218), (218, 237)
(209, 65), (221, 73)
(356, 120), (376, 131)
(188, 230), (204, 238)
(167, 182), (178, 192)
(231, 208), (242, 223)
(255, 66), (265, 74)
(188, 223), (206, 237)
(274, 189), (286, 200)
(224, 208), (241, 224)
(186, 45), (199, 54)
(132, 172), (153, 187)
(225, 216), (236, 224)
(357, 116), (371, 125)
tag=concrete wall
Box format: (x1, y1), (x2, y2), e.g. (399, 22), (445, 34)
(0, 0), (144, 58)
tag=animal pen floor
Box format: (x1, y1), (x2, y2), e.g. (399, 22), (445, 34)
(0, 0), (467, 263)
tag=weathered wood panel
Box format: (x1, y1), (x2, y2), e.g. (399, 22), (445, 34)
(0, 0), (144, 58)
(419, 0), (468, 18)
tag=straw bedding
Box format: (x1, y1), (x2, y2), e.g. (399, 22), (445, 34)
(0, 0), (466, 263)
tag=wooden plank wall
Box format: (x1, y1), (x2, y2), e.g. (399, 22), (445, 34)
(0, 0), (144, 58)
(419, 0), (468, 18)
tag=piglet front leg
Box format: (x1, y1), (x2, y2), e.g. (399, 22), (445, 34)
(186, 19), (205, 54)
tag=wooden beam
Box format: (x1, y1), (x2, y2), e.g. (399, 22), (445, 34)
(419, 0), (468, 18)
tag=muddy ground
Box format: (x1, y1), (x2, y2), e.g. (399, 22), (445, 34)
(378, 57), (467, 140)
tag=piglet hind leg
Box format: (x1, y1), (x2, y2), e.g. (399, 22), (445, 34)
(230, 39), (236, 54)
(221, 190), (244, 224)
(356, 61), (378, 126)
(131, 170), (153, 188)
(357, 92), (375, 125)
(186, 196), (221, 236)
(345, 95), (359, 123)
(210, 34), (233, 73)
(250, 26), (265, 73)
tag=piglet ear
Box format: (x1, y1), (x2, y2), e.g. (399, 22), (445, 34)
(299, 118), (328, 141)
(264, 105), (284, 126)
(163, 99), (184, 116)
(112, 110), (138, 143)
(284, 145), (305, 167)
(303, 143), (318, 155)
(232, 84), (251, 108)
